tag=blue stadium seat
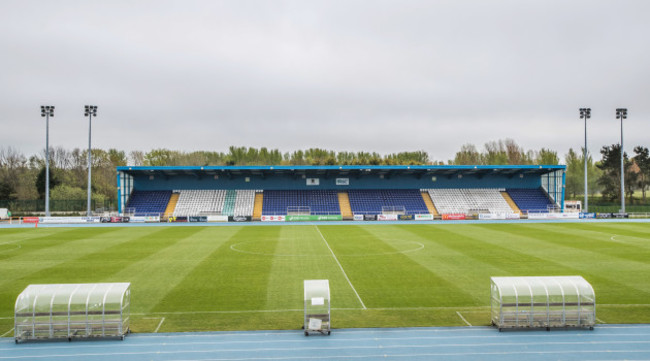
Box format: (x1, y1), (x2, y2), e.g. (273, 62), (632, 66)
(262, 190), (340, 215)
(348, 189), (428, 215)
(126, 191), (172, 216)
(506, 188), (555, 213)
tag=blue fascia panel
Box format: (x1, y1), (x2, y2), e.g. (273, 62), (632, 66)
(117, 165), (566, 172)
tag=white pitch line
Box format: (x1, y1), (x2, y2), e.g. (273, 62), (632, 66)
(596, 317), (606, 324)
(456, 311), (472, 326)
(130, 306), (489, 316)
(133, 309), (304, 316)
(154, 317), (165, 333)
(315, 226), (366, 309)
(0, 328), (13, 337)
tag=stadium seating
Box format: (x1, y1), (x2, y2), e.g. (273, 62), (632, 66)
(126, 191), (172, 216)
(172, 190), (226, 216)
(262, 190), (340, 215)
(221, 190), (237, 216)
(348, 189), (429, 215)
(426, 188), (513, 215)
(234, 190), (256, 216)
(506, 188), (555, 213)
(125, 187), (553, 218)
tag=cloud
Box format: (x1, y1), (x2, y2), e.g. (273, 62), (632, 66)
(1, 0), (649, 162)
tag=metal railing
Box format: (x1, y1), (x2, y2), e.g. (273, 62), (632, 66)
(0, 199), (114, 213)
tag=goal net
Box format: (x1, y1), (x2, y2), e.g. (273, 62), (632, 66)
(382, 206), (406, 215)
(287, 206), (311, 215)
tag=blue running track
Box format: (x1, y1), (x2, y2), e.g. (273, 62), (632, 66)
(2, 325), (650, 361)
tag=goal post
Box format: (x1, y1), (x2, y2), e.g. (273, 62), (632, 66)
(382, 206), (406, 215)
(287, 206), (311, 215)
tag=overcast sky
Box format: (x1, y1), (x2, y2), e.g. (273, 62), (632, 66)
(1, 0), (648, 163)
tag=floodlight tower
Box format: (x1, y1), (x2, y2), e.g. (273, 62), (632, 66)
(616, 108), (627, 213)
(84, 105), (98, 217)
(579, 108), (591, 212)
(41, 106), (54, 217)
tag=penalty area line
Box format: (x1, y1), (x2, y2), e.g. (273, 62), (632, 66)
(154, 317), (165, 333)
(1, 328), (14, 337)
(315, 226), (367, 310)
(456, 311), (472, 326)
(143, 317), (166, 333)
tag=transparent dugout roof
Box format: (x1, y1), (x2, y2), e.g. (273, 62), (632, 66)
(491, 276), (594, 300)
(304, 280), (330, 301)
(15, 283), (131, 313)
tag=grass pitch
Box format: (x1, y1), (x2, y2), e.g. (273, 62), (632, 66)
(1, 222), (649, 334)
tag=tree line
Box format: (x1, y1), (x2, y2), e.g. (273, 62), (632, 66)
(1, 139), (648, 205)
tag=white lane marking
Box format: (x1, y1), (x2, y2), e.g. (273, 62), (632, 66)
(2, 342), (650, 359)
(2, 333), (650, 352)
(3, 332), (650, 353)
(0, 328), (13, 337)
(154, 317), (165, 333)
(315, 226), (366, 309)
(456, 311), (472, 326)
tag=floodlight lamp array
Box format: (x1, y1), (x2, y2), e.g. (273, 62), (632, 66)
(40, 105), (54, 117)
(84, 105), (98, 117)
(615, 108), (627, 120)
(579, 108), (591, 119)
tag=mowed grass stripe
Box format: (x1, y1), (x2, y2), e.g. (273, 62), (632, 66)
(152, 226), (280, 313)
(389, 224), (511, 305)
(0, 228), (31, 236)
(550, 223), (650, 244)
(520, 223), (650, 263)
(14, 226), (206, 284)
(0, 228), (119, 263)
(0, 229), (47, 258)
(445, 224), (650, 304)
(0, 227), (128, 289)
(319, 225), (477, 308)
(488, 224), (650, 286)
(0, 227), (174, 315)
(113, 226), (243, 314)
(263, 226), (364, 311)
(576, 222), (650, 237)
(423, 224), (567, 274)
(0, 228), (61, 243)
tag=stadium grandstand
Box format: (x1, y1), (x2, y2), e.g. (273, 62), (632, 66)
(116, 165), (565, 220)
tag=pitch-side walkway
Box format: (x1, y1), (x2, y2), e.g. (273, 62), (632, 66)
(1, 218), (649, 229)
(2, 325), (650, 361)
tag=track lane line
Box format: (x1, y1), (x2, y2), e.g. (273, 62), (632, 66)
(3, 341), (650, 360)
